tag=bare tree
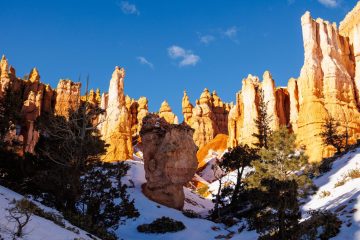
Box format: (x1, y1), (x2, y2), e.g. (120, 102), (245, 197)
(6, 199), (36, 239)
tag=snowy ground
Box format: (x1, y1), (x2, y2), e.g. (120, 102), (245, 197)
(0, 186), (96, 240)
(117, 160), (257, 240)
(303, 148), (360, 239)
(3, 147), (360, 239)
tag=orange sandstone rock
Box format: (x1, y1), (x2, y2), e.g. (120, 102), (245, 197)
(182, 89), (230, 148)
(54, 79), (81, 118)
(99, 66), (133, 162)
(159, 100), (178, 124)
(140, 114), (197, 209)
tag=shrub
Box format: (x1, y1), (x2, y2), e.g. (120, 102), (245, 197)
(196, 185), (209, 197)
(333, 168), (360, 188)
(137, 217), (185, 234)
(334, 178), (347, 188)
(319, 190), (331, 198)
(347, 168), (360, 179)
(182, 209), (201, 219)
(300, 210), (341, 240)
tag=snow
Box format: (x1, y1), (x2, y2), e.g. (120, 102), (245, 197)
(0, 186), (96, 240)
(303, 148), (360, 239)
(117, 160), (257, 240)
(3, 146), (360, 239)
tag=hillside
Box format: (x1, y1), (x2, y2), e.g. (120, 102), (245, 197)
(0, 186), (97, 240)
(303, 147), (360, 239)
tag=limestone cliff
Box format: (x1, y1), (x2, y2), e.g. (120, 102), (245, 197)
(126, 96), (149, 136)
(228, 72), (290, 148)
(295, 11), (360, 162)
(54, 79), (81, 118)
(99, 66), (133, 162)
(159, 100), (178, 124)
(0, 57), (84, 154)
(182, 89), (230, 148)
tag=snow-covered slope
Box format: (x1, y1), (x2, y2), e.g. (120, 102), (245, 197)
(118, 160), (257, 240)
(4, 146), (360, 240)
(303, 148), (360, 239)
(0, 186), (96, 240)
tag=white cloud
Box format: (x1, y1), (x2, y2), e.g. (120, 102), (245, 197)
(137, 56), (154, 69)
(199, 34), (215, 45)
(120, 1), (140, 15)
(318, 0), (339, 8)
(168, 45), (200, 67)
(224, 26), (238, 39)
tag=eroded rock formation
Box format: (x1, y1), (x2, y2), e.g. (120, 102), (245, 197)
(99, 66), (133, 162)
(228, 72), (291, 148)
(159, 100), (178, 124)
(126, 96), (149, 136)
(140, 114), (197, 209)
(295, 10), (360, 162)
(228, 5), (360, 162)
(182, 89), (230, 148)
(0, 57), (83, 154)
(54, 79), (81, 118)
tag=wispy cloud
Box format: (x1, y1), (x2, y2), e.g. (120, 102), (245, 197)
(137, 56), (154, 69)
(199, 34), (215, 45)
(120, 1), (140, 15)
(168, 45), (200, 67)
(318, 0), (340, 8)
(224, 26), (238, 39)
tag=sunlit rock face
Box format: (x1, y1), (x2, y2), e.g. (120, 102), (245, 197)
(140, 114), (197, 210)
(54, 79), (81, 118)
(159, 100), (178, 124)
(340, 1), (360, 105)
(227, 72), (290, 148)
(296, 10), (360, 162)
(125, 96), (149, 137)
(182, 89), (230, 149)
(228, 4), (360, 162)
(99, 66), (133, 162)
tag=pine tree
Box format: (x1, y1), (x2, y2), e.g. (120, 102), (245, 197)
(319, 116), (345, 153)
(77, 161), (139, 239)
(212, 145), (258, 221)
(0, 85), (23, 148)
(249, 179), (300, 240)
(247, 126), (312, 196)
(220, 145), (258, 204)
(253, 90), (272, 149)
(34, 79), (106, 211)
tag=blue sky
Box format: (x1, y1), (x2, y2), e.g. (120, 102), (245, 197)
(0, 0), (358, 118)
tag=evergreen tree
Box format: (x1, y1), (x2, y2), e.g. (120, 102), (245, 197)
(319, 116), (345, 153)
(34, 100), (106, 211)
(249, 179), (300, 240)
(76, 161), (139, 239)
(253, 90), (272, 149)
(0, 85), (22, 149)
(247, 126), (312, 196)
(212, 145), (258, 221)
